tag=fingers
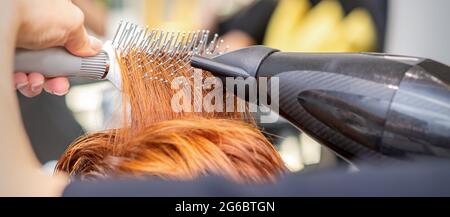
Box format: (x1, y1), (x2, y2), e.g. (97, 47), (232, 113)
(43, 77), (70, 96)
(64, 5), (102, 56)
(14, 72), (29, 90)
(15, 72), (45, 98)
(65, 29), (103, 56)
(14, 73), (69, 97)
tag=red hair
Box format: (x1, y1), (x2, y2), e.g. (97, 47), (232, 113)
(56, 42), (286, 183)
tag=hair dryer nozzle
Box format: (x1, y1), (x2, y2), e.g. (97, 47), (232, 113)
(190, 55), (250, 78)
(190, 45), (279, 78)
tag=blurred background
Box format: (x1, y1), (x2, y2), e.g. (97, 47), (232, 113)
(18, 0), (450, 173)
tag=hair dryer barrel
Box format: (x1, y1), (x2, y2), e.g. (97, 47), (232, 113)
(258, 51), (450, 162)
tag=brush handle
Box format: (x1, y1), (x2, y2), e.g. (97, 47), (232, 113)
(14, 47), (109, 79)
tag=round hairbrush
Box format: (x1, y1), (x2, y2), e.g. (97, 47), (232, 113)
(14, 21), (224, 89)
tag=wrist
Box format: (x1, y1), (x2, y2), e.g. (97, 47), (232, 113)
(0, 0), (69, 196)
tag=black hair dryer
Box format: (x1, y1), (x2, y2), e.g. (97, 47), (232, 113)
(191, 46), (450, 165)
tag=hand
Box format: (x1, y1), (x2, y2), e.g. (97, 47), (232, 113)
(14, 0), (103, 97)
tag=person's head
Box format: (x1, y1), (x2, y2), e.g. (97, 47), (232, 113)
(56, 35), (286, 183)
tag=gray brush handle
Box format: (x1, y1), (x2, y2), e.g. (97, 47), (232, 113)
(14, 47), (109, 79)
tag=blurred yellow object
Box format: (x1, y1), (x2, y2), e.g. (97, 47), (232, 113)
(343, 8), (377, 52)
(143, 0), (201, 31)
(264, 0), (377, 52)
(264, 0), (310, 50)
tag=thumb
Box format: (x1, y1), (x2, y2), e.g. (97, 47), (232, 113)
(64, 23), (103, 56)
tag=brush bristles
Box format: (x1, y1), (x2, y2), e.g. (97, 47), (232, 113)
(111, 20), (225, 82)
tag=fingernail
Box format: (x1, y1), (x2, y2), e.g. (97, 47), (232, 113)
(16, 82), (28, 89)
(52, 90), (68, 96)
(31, 82), (43, 92)
(89, 36), (103, 51)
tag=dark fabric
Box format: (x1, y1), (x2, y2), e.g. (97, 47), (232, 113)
(218, 0), (388, 52)
(18, 92), (84, 163)
(64, 160), (450, 196)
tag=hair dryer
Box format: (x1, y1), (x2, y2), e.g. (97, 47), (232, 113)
(191, 46), (450, 164)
